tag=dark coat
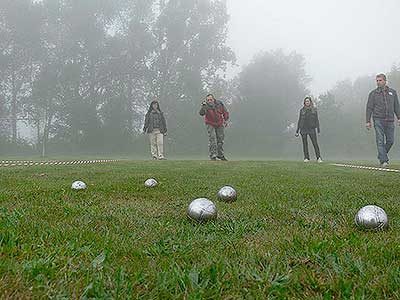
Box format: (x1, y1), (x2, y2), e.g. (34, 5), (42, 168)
(296, 107), (320, 134)
(366, 86), (400, 122)
(143, 110), (167, 134)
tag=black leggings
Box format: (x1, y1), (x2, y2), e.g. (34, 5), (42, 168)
(301, 132), (321, 160)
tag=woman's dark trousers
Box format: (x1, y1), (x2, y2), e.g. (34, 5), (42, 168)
(301, 132), (321, 160)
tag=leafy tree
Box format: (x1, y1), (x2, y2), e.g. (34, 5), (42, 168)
(231, 50), (310, 156)
(0, 0), (42, 144)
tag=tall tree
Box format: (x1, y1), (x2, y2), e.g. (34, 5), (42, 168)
(148, 0), (235, 154)
(316, 75), (376, 158)
(231, 50), (310, 156)
(1, 0), (235, 155)
(0, 0), (42, 144)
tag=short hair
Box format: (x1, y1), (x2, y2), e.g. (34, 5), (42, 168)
(206, 94), (215, 99)
(376, 73), (387, 81)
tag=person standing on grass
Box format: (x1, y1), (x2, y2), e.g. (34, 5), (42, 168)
(199, 94), (229, 161)
(366, 73), (400, 167)
(143, 100), (167, 160)
(295, 96), (323, 163)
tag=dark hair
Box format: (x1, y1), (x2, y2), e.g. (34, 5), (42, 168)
(147, 100), (162, 114)
(206, 94), (215, 100)
(376, 73), (387, 81)
(303, 96), (313, 107)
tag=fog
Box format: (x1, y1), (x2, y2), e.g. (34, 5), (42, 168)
(1, 0), (400, 161)
(228, 0), (400, 94)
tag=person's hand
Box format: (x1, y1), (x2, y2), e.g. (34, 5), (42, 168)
(295, 133), (299, 137)
(366, 122), (372, 130)
(397, 119), (400, 126)
(164, 133), (167, 136)
(318, 131), (321, 136)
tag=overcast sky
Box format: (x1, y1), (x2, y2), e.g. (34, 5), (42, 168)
(227, 0), (400, 94)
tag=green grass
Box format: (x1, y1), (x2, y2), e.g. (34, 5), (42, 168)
(1, 160), (400, 299)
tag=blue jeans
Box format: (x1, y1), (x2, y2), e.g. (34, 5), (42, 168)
(374, 119), (395, 163)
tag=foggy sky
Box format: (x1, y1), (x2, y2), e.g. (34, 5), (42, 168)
(227, 0), (400, 94)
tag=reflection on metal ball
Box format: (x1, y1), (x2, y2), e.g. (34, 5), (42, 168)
(217, 186), (237, 202)
(355, 205), (388, 230)
(144, 178), (158, 187)
(187, 198), (217, 222)
(71, 181), (87, 190)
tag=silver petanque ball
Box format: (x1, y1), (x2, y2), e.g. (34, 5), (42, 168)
(187, 198), (217, 222)
(355, 205), (388, 230)
(71, 180), (87, 190)
(217, 186), (237, 202)
(144, 178), (158, 187)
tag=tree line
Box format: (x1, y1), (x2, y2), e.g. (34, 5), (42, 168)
(1, 0), (400, 158)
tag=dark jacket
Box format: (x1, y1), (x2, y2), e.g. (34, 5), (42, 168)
(296, 107), (320, 134)
(199, 100), (229, 128)
(143, 110), (167, 134)
(366, 86), (400, 122)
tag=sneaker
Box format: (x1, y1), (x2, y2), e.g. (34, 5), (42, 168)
(210, 157), (217, 161)
(217, 156), (228, 161)
(159, 157), (167, 160)
(381, 162), (388, 167)
(304, 159), (310, 163)
(152, 156), (158, 160)
(317, 158), (323, 163)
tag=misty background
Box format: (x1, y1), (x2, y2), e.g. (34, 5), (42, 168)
(1, 0), (400, 159)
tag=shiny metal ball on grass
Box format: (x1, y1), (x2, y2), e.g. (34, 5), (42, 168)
(355, 205), (388, 230)
(71, 181), (87, 190)
(187, 198), (217, 222)
(217, 186), (237, 202)
(144, 178), (158, 187)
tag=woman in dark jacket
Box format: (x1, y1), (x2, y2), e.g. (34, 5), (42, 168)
(295, 97), (323, 163)
(143, 100), (167, 160)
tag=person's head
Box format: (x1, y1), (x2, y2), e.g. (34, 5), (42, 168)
(376, 73), (387, 88)
(149, 100), (161, 112)
(206, 94), (215, 104)
(303, 96), (313, 107)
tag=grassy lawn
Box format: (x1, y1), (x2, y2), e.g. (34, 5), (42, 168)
(1, 160), (400, 299)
